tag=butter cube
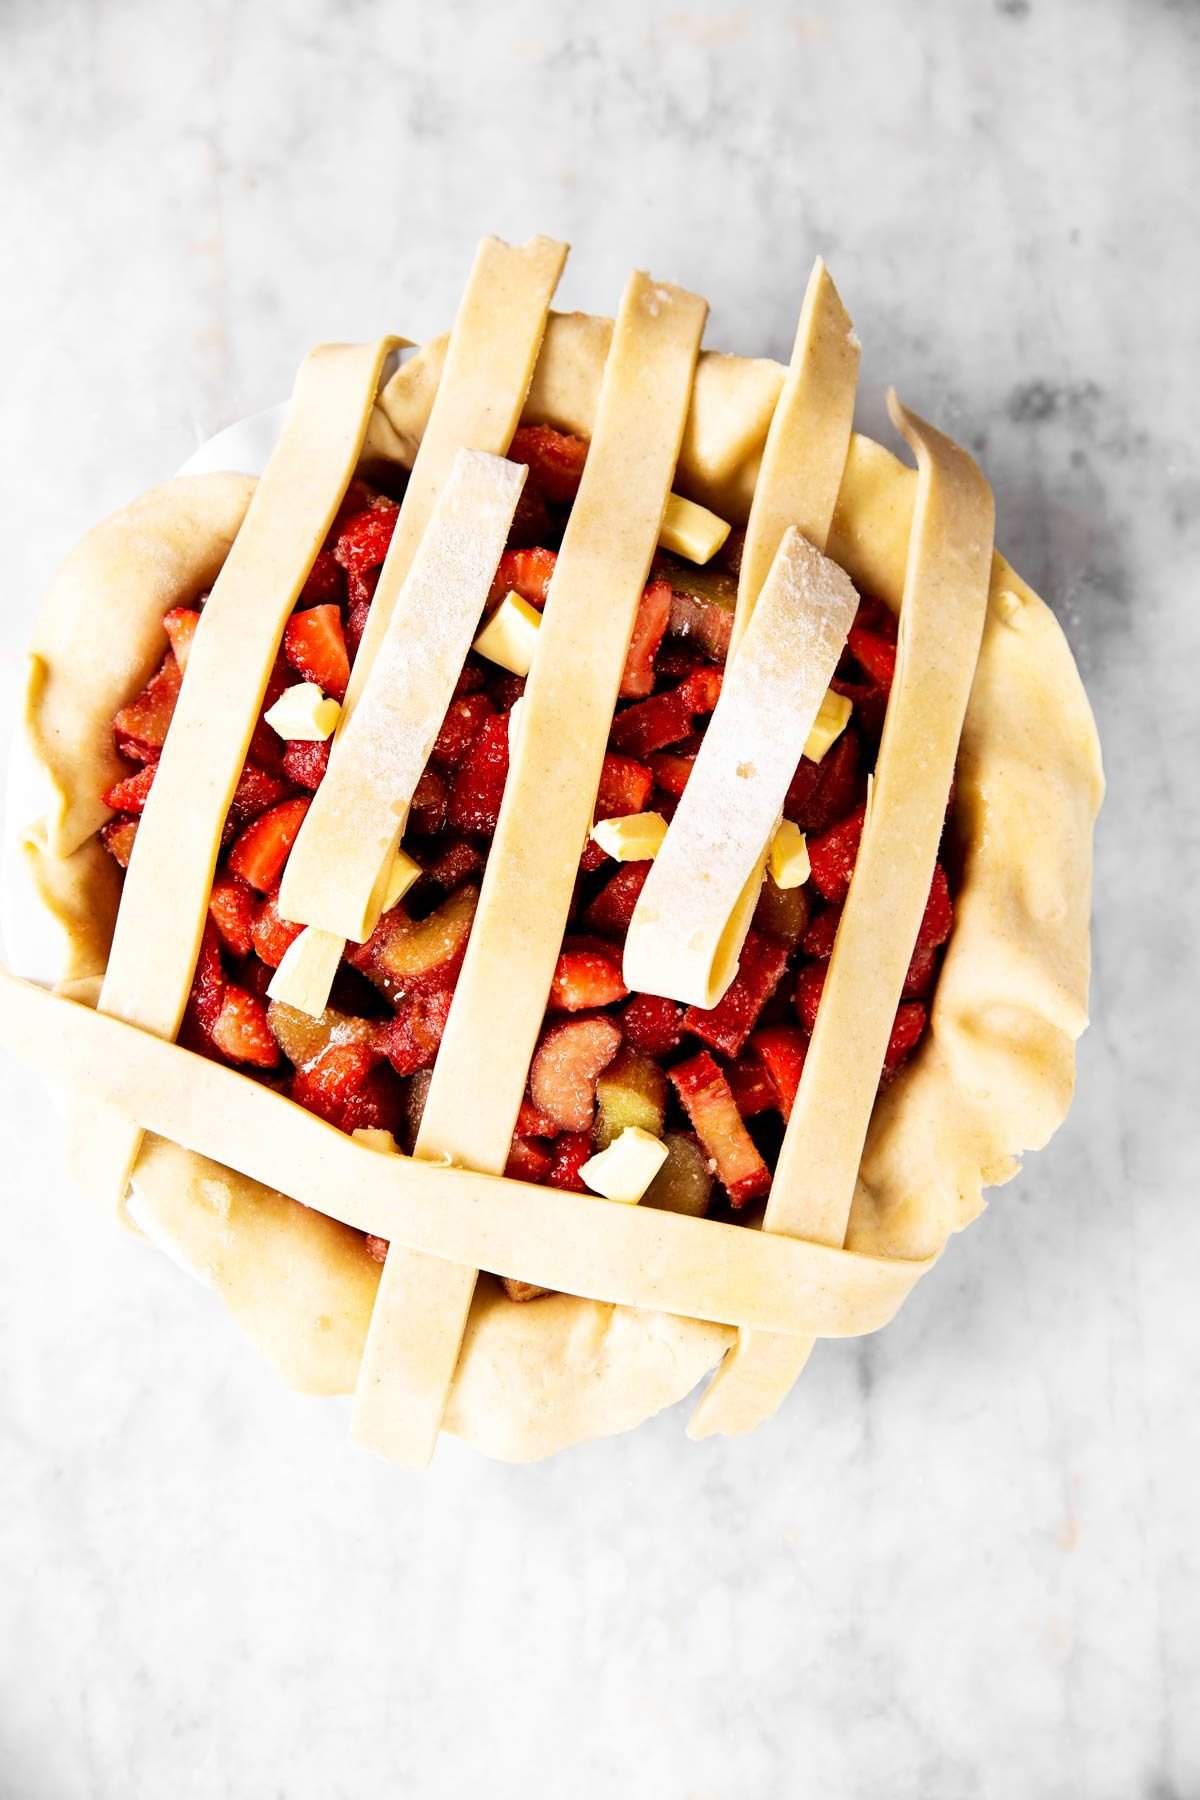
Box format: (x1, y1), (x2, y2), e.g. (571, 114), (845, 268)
(768, 820), (811, 889)
(579, 1126), (669, 1204)
(265, 681), (341, 742)
(658, 492), (731, 565)
(590, 811), (668, 862)
(267, 924), (344, 1016)
(473, 590), (542, 676)
(803, 689), (853, 764)
(351, 1128), (400, 1154)
(382, 849), (421, 912)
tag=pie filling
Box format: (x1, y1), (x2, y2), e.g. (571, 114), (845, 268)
(98, 425), (955, 1280)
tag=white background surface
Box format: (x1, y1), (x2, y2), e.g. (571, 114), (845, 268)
(1, 3), (1197, 1797)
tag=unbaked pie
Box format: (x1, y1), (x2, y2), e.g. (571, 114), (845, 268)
(0, 236), (1103, 1463)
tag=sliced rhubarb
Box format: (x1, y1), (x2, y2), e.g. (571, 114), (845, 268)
(727, 1056), (776, 1119)
(529, 1015), (622, 1133)
(349, 884), (478, 1005)
(748, 1023), (808, 1120)
(609, 686), (693, 759)
(669, 1051), (770, 1208)
(683, 929), (789, 1057)
(299, 546), (344, 607)
(409, 768), (448, 836)
(595, 753), (654, 820)
(267, 999), (382, 1070)
(648, 750), (696, 799)
(209, 985), (280, 1069)
(594, 1046), (667, 1148)
(752, 876), (810, 951)
(641, 1132), (713, 1217)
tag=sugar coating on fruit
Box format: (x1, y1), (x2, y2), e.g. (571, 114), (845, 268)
(591, 812), (668, 862)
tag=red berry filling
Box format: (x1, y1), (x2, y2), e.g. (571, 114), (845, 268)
(98, 430), (955, 1243)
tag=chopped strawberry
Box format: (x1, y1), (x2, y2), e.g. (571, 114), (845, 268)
(508, 425), (588, 505)
(848, 623), (897, 692)
(529, 1015), (622, 1133)
(679, 664), (723, 715)
(807, 803), (866, 904)
(515, 1097), (560, 1139)
(247, 655), (291, 775)
(113, 653), (181, 759)
(349, 884), (478, 1005)
(447, 713), (509, 834)
(227, 762), (294, 832)
(620, 579), (672, 699)
(431, 693), (495, 770)
(100, 816), (138, 868)
(189, 919), (226, 1033)
(748, 1024), (808, 1120)
(666, 588), (733, 663)
(291, 1042), (379, 1126)
(284, 604), (350, 702)
(669, 1051), (770, 1208)
(903, 941), (939, 998)
(854, 595), (898, 641)
(300, 546), (344, 607)
(162, 607), (200, 671)
(506, 479), (553, 551)
(416, 839), (485, 903)
(794, 963), (827, 1035)
(345, 594), (374, 661)
(727, 1056), (776, 1118)
(282, 739), (331, 790)
(548, 937), (628, 1011)
(784, 728), (862, 833)
(683, 930), (789, 1057)
(409, 768), (448, 836)
(832, 672), (887, 744)
(546, 1131), (594, 1191)
(886, 1002), (927, 1070)
(505, 1136), (554, 1184)
(917, 863), (954, 951)
(648, 750), (695, 799)
(227, 796), (311, 892)
(341, 1063), (405, 1136)
(489, 545), (557, 607)
(250, 889), (304, 968)
(210, 984), (280, 1069)
(583, 862), (652, 932)
(453, 661), (487, 698)
(621, 992), (685, 1058)
(208, 871), (256, 957)
(595, 754), (654, 821)
(102, 764), (157, 815)
(333, 499), (399, 575)
(609, 687), (693, 758)
(801, 905), (842, 961)
(383, 986), (454, 1077)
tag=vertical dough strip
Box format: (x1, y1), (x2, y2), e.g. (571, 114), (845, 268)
(76, 339), (400, 1214)
(688, 394), (996, 1439)
(351, 272), (708, 1467)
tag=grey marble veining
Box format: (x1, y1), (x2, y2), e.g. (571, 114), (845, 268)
(0, 2), (1197, 1796)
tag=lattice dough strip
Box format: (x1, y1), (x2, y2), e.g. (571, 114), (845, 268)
(0, 969), (935, 1342)
(74, 339), (399, 1214)
(688, 392), (996, 1440)
(351, 271), (708, 1467)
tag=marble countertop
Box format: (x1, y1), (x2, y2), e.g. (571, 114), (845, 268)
(1, 2), (1197, 1796)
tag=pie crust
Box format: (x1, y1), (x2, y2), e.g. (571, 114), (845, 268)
(6, 263), (1103, 1464)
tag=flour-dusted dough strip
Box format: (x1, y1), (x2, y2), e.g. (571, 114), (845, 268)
(0, 969), (933, 1338)
(623, 530), (858, 1009)
(277, 450), (526, 952)
(732, 258), (859, 649)
(77, 341), (399, 1213)
(354, 272), (709, 1466)
(620, 263), (861, 1010)
(342, 235), (567, 715)
(688, 394), (995, 1439)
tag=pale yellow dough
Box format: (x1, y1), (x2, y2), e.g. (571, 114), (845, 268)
(10, 289), (1104, 1463)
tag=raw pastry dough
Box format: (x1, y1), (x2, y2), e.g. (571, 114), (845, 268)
(690, 393), (995, 1438)
(353, 271), (707, 1465)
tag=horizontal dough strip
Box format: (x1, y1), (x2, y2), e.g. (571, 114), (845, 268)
(0, 967), (936, 1340)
